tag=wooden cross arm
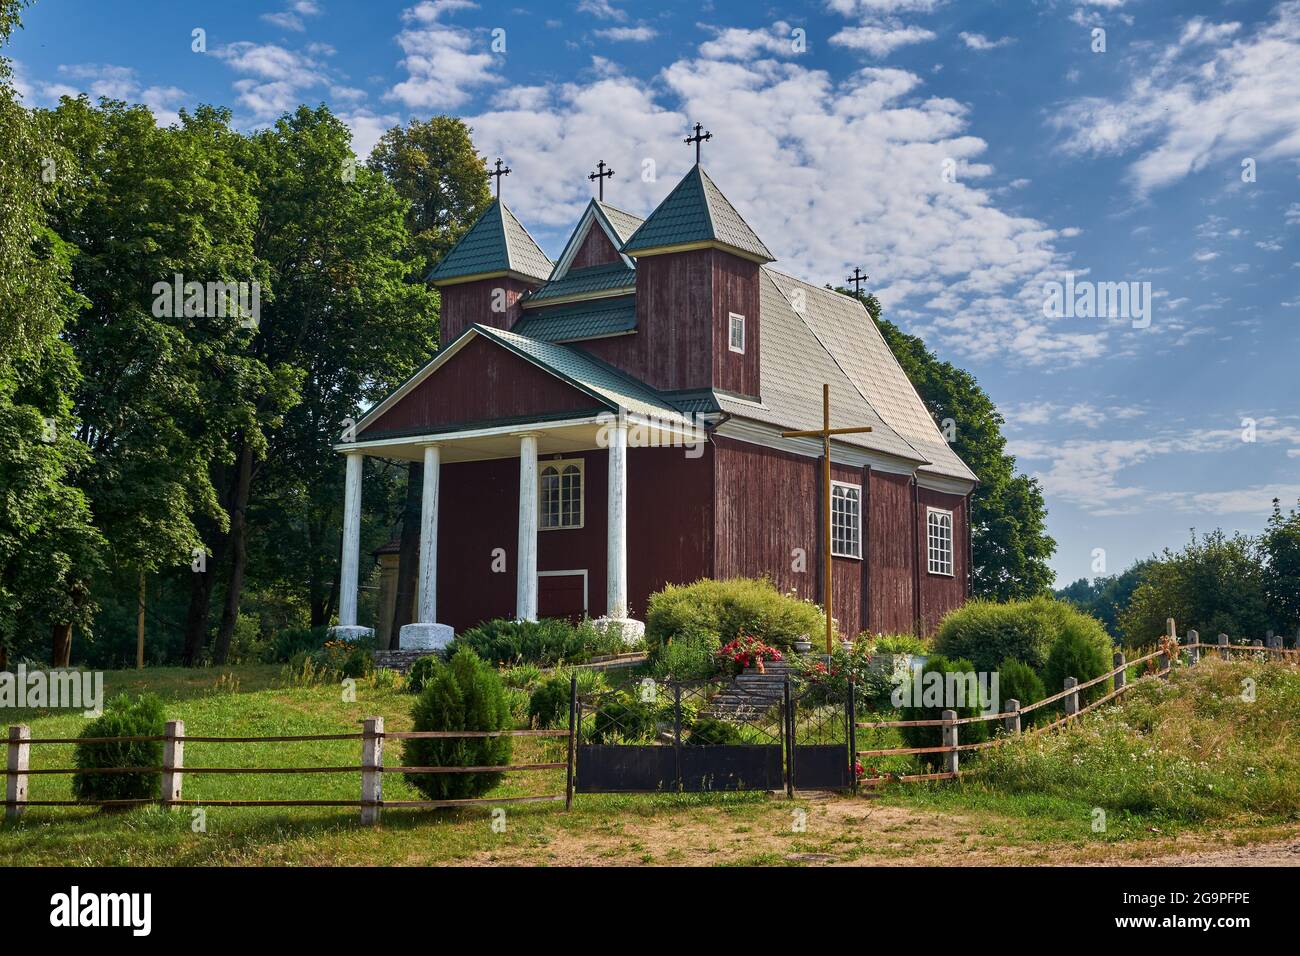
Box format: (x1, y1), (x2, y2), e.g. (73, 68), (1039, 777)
(781, 426), (874, 439)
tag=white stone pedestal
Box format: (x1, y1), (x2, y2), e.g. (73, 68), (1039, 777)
(329, 625), (374, 643)
(399, 622), (455, 651)
(592, 617), (645, 646)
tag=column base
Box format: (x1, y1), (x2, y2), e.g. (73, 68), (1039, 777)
(328, 625), (374, 643)
(591, 617), (645, 646)
(399, 622), (455, 651)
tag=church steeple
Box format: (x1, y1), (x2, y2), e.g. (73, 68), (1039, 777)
(620, 165), (774, 264)
(427, 198), (553, 286)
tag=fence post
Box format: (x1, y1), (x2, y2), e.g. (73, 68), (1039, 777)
(1166, 618), (1177, 641)
(565, 674), (577, 811)
(1004, 700), (1021, 736)
(5, 725), (30, 822)
(1186, 629), (1199, 666)
(941, 710), (958, 775)
(161, 719), (184, 808)
(1113, 652), (1126, 694)
(672, 684), (683, 794)
(783, 679), (795, 799)
(846, 679), (857, 793)
(361, 716), (383, 826)
(1217, 634), (1229, 659)
(1064, 677), (1079, 718)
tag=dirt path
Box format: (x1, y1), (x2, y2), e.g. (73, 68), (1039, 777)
(1118, 837), (1300, 867)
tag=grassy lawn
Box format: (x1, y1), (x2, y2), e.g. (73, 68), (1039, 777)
(2, 658), (1297, 866)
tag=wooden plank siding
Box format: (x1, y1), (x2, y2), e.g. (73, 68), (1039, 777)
(359, 335), (602, 438)
(578, 249), (758, 396)
(430, 445), (712, 631)
(711, 436), (866, 639)
(439, 276), (538, 345)
(917, 487), (970, 634)
(867, 470), (916, 636)
(570, 226), (622, 270)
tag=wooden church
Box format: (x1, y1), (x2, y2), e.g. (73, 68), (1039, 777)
(330, 137), (977, 650)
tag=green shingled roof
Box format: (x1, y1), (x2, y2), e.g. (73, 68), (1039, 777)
(526, 261), (636, 303)
(621, 165), (773, 262)
(475, 325), (692, 425)
(512, 297), (636, 342)
(595, 201), (645, 245)
(427, 199), (553, 283)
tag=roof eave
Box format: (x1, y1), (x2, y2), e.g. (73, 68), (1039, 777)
(622, 239), (774, 265)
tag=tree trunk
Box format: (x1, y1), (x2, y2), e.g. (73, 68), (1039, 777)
(51, 623), (72, 667)
(213, 440), (254, 665)
(182, 562), (217, 666)
(389, 462), (423, 649)
(0, 642), (7, 670)
(136, 571), (146, 669)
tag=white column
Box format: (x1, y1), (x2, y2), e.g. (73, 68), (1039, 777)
(606, 421), (629, 619)
(399, 444), (454, 650)
(417, 444), (440, 623)
(593, 417), (644, 643)
(332, 451), (373, 641)
(516, 433), (539, 621)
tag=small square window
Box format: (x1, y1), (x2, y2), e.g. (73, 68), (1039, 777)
(728, 312), (745, 353)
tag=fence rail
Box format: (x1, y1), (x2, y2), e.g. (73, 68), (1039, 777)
(5, 684), (580, 825)
(855, 623), (1297, 787)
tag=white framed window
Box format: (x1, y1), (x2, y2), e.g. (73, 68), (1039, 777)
(540, 459), (584, 530)
(927, 507), (954, 576)
(728, 312), (745, 353)
(830, 481), (862, 559)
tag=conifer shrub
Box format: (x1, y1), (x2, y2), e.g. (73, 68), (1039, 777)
(897, 655), (991, 766)
(72, 694), (166, 806)
(996, 657), (1047, 728)
(402, 649), (512, 800)
(526, 669), (607, 728)
(1043, 628), (1113, 709)
(447, 617), (604, 667)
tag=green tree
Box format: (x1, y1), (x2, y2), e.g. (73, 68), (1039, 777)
(1055, 559), (1153, 639)
(1119, 529), (1271, 647)
(1262, 498), (1300, 635)
(0, 0), (103, 665)
(836, 289), (1056, 599)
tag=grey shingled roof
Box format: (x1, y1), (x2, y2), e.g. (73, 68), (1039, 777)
(596, 201), (645, 245)
(716, 271), (924, 464)
(764, 271), (977, 483)
(526, 261), (636, 303)
(477, 325), (693, 426)
(512, 298), (636, 342)
(621, 165), (774, 262)
(427, 199), (553, 283)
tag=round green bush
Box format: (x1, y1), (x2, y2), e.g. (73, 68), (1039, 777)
(932, 597), (1111, 674)
(995, 657), (1046, 728)
(646, 577), (825, 655)
(590, 694), (659, 744)
(1042, 628), (1112, 708)
(72, 694), (166, 806)
(687, 716), (744, 745)
(402, 649), (512, 800)
(898, 655), (990, 765)
(526, 670), (608, 728)
(406, 655), (440, 694)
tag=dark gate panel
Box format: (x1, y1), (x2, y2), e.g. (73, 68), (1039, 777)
(575, 745), (676, 793)
(792, 744), (850, 789)
(679, 745), (783, 792)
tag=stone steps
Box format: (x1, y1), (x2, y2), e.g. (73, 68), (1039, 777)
(706, 661), (792, 718)
(372, 649), (438, 674)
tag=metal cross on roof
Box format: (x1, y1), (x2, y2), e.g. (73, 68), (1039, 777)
(846, 267), (870, 295)
(684, 122), (712, 164)
(489, 157), (511, 198)
(588, 160), (614, 201)
(781, 384), (874, 655)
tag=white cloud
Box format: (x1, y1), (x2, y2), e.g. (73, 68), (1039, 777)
(341, 109), (401, 160)
(959, 32), (1013, 51)
(261, 1), (323, 32)
(826, 0), (941, 12)
(387, 0), (501, 109)
(830, 23), (936, 57)
(577, 0), (626, 21)
(1051, 3), (1300, 194)
(23, 63), (188, 125)
(213, 42), (326, 118)
(463, 56), (1102, 366)
(699, 22), (802, 60)
(594, 26), (657, 42)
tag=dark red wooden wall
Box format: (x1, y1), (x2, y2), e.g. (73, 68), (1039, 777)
(570, 226), (622, 270)
(917, 486), (969, 634)
(439, 276), (538, 345)
(361, 335), (601, 438)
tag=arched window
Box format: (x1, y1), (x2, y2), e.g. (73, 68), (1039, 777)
(540, 460), (584, 530)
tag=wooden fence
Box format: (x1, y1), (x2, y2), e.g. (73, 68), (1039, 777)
(853, 623), (1300, 788)
(5, 678), (580, 825)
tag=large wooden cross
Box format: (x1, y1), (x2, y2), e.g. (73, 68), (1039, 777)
(782, 384), (873, 654)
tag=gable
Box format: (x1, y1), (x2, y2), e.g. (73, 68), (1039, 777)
(571, 226), (622, 269)
(359, 335), (605, 439)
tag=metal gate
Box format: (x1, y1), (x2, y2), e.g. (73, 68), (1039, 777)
(786, 680), (856, 791)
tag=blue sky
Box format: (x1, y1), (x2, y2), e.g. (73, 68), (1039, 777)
(8, 0), (1299, 586)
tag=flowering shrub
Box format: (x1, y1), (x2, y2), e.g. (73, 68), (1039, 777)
(792, 642), (895, 707)
(717, 635), (782, 674)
